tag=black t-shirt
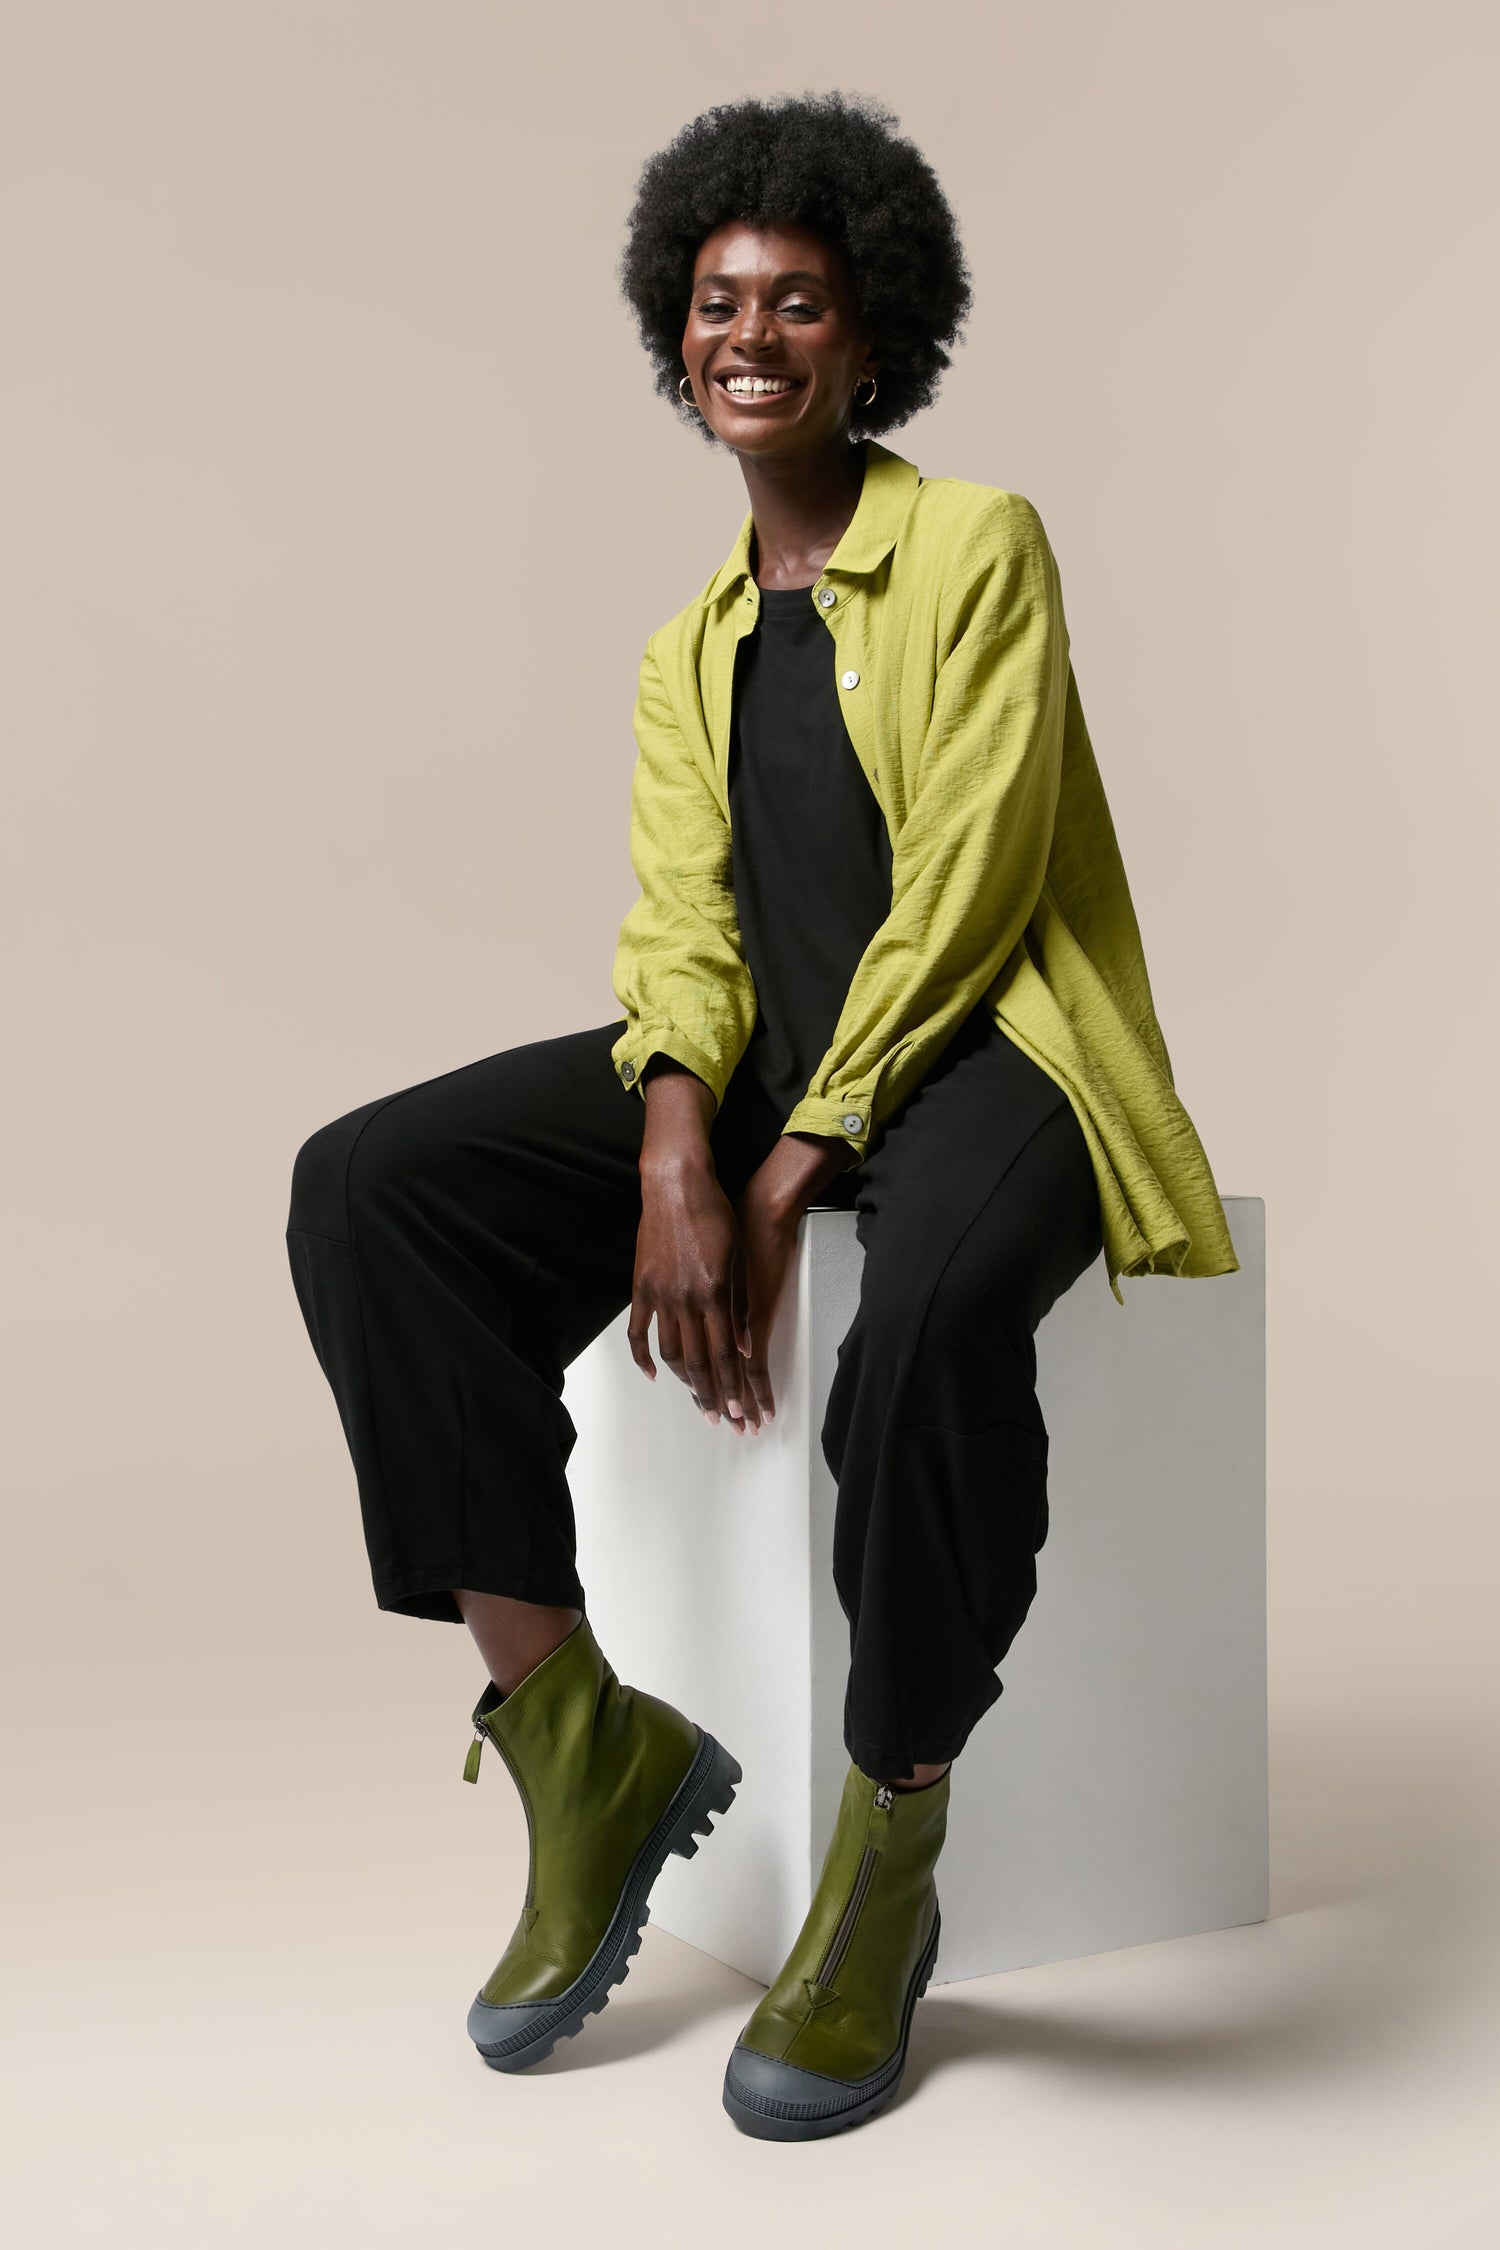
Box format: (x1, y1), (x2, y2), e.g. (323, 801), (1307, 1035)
(724, 583), (893, 1129)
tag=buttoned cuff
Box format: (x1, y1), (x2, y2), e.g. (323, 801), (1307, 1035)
(611, 1022), (727, 1112)
(781, 1090), (876, 1163)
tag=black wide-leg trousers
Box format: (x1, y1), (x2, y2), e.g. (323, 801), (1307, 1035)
(285, 1004), (1103, 1778)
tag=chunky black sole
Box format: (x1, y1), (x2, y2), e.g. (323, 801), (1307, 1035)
(467, 1727), (741, 2073)
(721, 1905), (941, 2141)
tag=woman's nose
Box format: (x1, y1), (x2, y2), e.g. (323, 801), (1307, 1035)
(729, 304), (774, 350)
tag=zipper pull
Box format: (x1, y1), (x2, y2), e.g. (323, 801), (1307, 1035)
(463, 1726), (486, 1784)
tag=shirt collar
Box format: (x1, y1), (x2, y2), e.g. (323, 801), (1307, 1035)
(699, 440), (922, 610)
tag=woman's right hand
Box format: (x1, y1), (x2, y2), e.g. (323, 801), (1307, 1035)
(627, 1059), (752, 1431)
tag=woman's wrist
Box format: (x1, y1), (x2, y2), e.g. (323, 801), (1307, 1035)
(758, 1130), (856, 1218)
(636, 1056), (859, 1207)
(639, 1055), (716, 1183)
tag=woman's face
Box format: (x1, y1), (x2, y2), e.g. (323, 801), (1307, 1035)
(680, 220), (877, 458)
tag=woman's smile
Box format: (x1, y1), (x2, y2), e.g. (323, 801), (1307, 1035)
(716, 371), (804, 401)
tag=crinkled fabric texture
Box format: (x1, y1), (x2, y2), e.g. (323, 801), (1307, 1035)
(609, 441), (1239, 1305)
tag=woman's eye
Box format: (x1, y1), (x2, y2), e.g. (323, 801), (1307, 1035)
(692, 297), (823, 321)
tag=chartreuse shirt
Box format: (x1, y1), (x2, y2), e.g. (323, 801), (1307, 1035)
(610, 440), (1239, 1306)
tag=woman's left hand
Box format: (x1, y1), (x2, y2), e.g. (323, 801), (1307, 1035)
(730, 1133), (854, 1431)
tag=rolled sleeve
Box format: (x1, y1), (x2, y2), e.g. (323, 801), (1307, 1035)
(610, 637), (757, 1113)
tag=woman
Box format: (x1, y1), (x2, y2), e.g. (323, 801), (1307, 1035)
(286, 92), (1238, 2141)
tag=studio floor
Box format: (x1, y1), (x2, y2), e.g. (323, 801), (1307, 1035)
(7, 1638), (1495, 2248)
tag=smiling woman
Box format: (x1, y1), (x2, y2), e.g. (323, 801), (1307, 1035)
(285, 88), (1239, 2149)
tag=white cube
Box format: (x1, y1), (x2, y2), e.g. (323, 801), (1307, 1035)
(565, 1197), (1267, 1986)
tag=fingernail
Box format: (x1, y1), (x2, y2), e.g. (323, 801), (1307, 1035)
(727, 1399), (742, 1418)
(764, 1407), (775, 1422)
(705, 1409), (720, 1425)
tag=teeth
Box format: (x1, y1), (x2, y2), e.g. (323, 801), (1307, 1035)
(724, 377), (796, 395)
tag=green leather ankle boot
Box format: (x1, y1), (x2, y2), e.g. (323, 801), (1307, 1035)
(462, 1616), (740, 2072)
(722, 1760), (948, 2139)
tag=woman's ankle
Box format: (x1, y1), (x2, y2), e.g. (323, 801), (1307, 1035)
(454, 1589), (583, 1694)
(887, 1760), (951, 1793)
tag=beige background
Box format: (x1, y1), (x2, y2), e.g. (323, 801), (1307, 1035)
(4, 2), (1496, 2241)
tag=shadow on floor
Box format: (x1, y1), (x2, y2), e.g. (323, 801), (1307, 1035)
(904, 1709), (1498, 2097)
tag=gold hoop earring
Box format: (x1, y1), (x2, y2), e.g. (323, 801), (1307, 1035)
(678, 374), (700, 410)
(854, 376), (878, 408)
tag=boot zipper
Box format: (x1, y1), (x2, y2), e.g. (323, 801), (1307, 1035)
(815, 1847), (878, 1987)
(464, 1719), (537, 1909)
(813, 1782), (895, 1987)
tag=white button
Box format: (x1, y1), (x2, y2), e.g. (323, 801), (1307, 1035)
(841, 1113), (863, 1133)
(840, 669), (860, 690)
(621, 1061), (636, 1082)
(818, 588), (836, 608)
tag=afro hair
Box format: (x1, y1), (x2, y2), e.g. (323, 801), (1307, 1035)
(620, 92), (971, 444)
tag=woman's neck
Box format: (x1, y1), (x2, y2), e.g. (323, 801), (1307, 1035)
(740, 440), (867, 591)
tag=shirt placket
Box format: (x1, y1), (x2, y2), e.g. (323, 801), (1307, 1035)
(788, 572), (880, 1150)
(812, 575), (882, 826)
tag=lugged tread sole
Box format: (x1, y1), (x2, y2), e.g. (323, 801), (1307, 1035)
(721, 1905), (941, 2141)
(468, 1726), (741, 2074)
